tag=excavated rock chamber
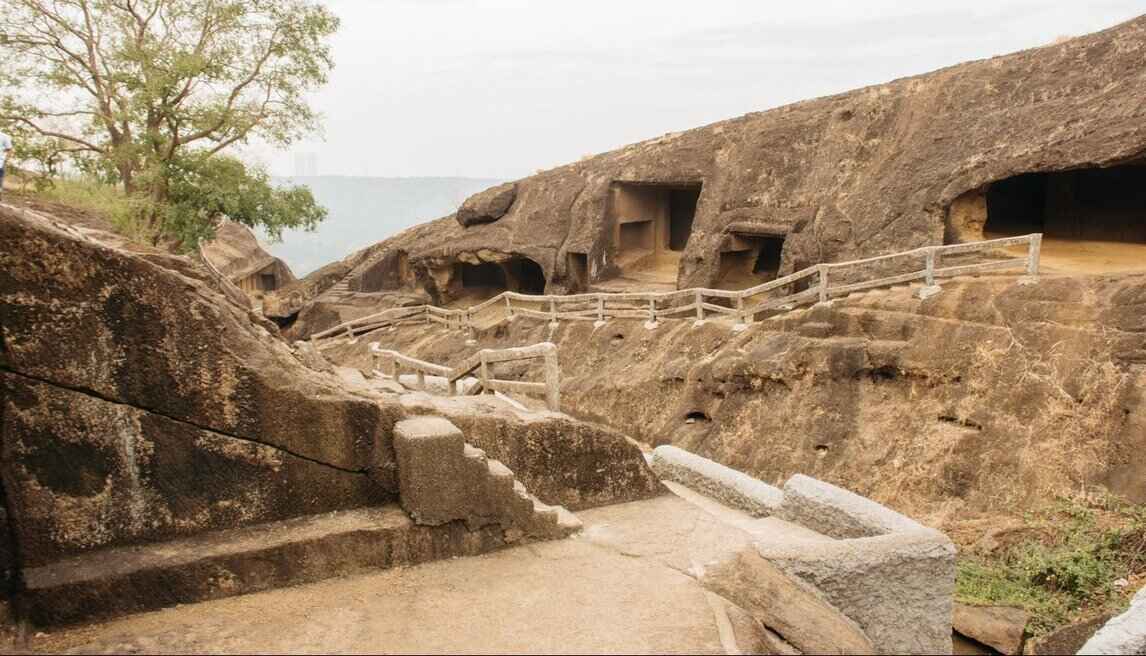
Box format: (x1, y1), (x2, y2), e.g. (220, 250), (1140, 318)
(948, 162), (1146, 274)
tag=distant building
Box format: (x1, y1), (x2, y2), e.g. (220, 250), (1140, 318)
(200, 221), (296, 299)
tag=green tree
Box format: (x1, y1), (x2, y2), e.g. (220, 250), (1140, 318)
(0, 0), (337, 245)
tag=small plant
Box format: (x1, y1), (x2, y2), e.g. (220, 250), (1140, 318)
(956, 493), (1146, 635)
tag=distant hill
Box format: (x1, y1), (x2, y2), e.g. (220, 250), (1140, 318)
(263, 176), (503, 276)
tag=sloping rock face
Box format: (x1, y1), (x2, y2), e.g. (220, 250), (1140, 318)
(288, 17), (1146, 319)
(345, 272), (1146, 518)
(201, 220), (296, 286)
(0, 207), (400, 569)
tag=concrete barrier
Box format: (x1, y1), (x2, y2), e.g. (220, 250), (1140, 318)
(650, 445), (782, 517)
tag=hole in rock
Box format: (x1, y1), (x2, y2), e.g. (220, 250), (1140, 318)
(684, 411), (711, 424)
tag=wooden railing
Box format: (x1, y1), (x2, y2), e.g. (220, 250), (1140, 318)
(317, 234), (1042, 344)
(370, 342), (561, 412)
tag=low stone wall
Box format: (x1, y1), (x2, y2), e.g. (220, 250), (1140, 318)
(650, 447), (954, 654)
(1079, 587), (1146, 655)
(778, 473), (927, 539)
(650, 445), (782, 517)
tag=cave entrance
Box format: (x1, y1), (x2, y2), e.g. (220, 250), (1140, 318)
(717, 227), (786, 289)
(567, 252), (589, 291)
(980, 164), (1146, 273)
(505, 257), (547, 295)
(457, 261), (506, 290)
(605, 181), (702, 290)
(453, 256), (546, 301)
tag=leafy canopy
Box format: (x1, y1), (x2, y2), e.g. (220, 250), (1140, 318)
(0, 0), (338, 247)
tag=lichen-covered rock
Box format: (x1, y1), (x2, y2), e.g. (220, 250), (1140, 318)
(456, 182), (516, 227)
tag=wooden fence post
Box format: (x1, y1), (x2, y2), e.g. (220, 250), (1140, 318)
(1027, 234), (1043, 277)
(549, 297), (558, 326)
(544, 345), (560, 412)
(695, 290), (704, 322)
(818, 265), (830, 304)
(735, 295), (749, 329)
(647, 297), (656, 325)
(479, 351), (492, 395)
(597, 295), (605, 323)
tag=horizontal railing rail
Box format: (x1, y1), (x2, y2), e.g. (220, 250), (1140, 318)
(370, 342), (561, 411)
(316, 233), (1041, 344)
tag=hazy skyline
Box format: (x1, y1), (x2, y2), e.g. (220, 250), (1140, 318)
(247, 1), (1144, 181)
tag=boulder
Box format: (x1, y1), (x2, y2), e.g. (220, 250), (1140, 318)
(456, 182), (516, 227)
(954, 602), (1030, 654)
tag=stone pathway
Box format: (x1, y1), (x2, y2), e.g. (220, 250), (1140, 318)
(25, 487), (825, 654)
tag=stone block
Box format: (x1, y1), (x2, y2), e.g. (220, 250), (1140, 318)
(650, 446), (781, 517)
(756, 528), (956, 655)
(954, 602), (1029, 654)
(778, 473), (926, 538)
(1079, 587), (1146, 655)
(393, 417), (471, 526)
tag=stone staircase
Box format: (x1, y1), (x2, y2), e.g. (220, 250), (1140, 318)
(23, 418), (580, 628)
(394, 416), (581, 541)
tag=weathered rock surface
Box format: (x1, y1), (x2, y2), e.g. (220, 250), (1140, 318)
(779, 473), (926, 539)
(954, 602), (1030, 655)
(353, 272), (1146, 518)
(651, 445), (782, 517)
(456, 182), (516, 227)
(288, 17), (1146, 311)
(396, 393), (665, 511)
(0, 206), (400, 570)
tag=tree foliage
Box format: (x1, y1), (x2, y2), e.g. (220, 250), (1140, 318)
(0, 0), (338, 246)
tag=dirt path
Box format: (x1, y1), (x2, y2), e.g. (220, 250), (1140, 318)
(986, 233), (1146, 275)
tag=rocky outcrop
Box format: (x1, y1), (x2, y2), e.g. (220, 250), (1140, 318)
(0, 206), (400, 570)
(456, 182), (516, 227)
(290, 17), (1146, 314)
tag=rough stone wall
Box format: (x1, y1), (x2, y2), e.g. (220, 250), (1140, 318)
(0, 207), (401, 568)
(290, 16), (1146, 315)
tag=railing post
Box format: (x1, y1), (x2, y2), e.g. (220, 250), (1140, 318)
(416, 368), (426, 391)
(544, 345), (560, 412)
(694, 290), (704, 322)
(818, 265), (830, 304)
(390, 354), (400, 382)
(734, 295), (749, 331)
(465, 309), (476, 344)
(479, 350), (492, 395)
(505, 294), (514, 320)
(647, 297), (657, 327)
(549, 297), (558, 327)
(1026, 233), (1043, 277)
(596, 295), (605, 324)
(918, 247), (942, 299)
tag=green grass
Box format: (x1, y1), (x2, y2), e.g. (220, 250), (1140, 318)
(956, 495), (1146, 635)
(32, 176), (159, 244)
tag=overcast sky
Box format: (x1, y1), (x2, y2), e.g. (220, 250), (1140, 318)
(250, 0), (1144, 180)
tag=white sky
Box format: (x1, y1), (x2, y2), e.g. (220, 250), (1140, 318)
(249, 0), (1144, 180)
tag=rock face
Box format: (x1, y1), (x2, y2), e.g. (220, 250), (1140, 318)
(287, 17), (1146, 317)
(0, 206), (399, 569)
(456, 182), (516, 227)
(353, 271), (1146, 517)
